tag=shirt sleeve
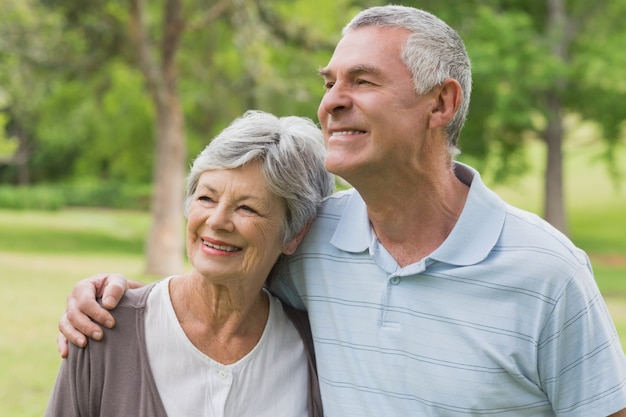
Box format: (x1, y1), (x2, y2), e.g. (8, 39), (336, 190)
(538, 261), (626, 417)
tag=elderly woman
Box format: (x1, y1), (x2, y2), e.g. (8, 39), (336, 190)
(45, 110), (333, 417)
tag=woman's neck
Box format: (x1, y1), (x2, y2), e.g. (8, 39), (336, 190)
(168, 274), (270, 364)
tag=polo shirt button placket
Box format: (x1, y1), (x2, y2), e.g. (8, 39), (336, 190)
(381, 275), (402, 328)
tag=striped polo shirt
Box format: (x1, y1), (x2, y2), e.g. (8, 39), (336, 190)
(271, 162), (626, 416)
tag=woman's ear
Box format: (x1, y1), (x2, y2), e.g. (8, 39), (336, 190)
(283, 222), (312, 255)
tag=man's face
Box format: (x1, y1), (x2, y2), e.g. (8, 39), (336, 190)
(317, 26), (435, 183)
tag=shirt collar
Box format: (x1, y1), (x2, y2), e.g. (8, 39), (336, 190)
(329, 188), (372, 252)
(329, 162), (506, 266)
(429, 163), (506, 265)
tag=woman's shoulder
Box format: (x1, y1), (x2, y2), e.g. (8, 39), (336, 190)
(114, 280), (164, 310)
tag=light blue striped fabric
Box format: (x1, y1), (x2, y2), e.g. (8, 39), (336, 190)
(271, 163), (626, 416)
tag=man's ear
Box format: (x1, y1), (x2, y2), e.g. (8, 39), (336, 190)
(283, 222), (312, 255)
(429, 78), (462, 129)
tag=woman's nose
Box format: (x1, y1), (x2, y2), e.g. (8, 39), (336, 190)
(207, 205), (234, 232)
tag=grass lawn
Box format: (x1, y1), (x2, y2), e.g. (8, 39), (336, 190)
(0, 252), (147, 417)
(1, 139), (624, 416)
(0, 208), (157, 417)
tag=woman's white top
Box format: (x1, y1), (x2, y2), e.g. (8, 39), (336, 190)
(145, 277), (308, 417)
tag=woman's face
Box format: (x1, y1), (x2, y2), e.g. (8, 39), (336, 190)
(186, 162), (290, 288)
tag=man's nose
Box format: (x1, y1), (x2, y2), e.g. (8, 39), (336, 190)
(319, 82), (352, 115)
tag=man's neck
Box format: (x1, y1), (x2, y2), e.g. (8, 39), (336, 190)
(359, 166), (469, 267)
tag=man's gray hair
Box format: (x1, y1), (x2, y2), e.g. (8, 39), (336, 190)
(344, 5), (472, 155)
(185, 110), (334, 247)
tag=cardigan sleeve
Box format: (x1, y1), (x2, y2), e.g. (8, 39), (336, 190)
(282, 302), (324, 417)
(44, 343), (97, 417)
(44, 286), (168, 417)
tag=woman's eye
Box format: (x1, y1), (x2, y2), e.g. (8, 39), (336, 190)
(240, 205), (258, 214)
(198, 196), (214, 202)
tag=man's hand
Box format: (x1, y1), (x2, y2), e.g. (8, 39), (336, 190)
(57, 273), (143, 358)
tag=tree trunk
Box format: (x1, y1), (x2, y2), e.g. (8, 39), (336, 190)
(543, 0), (568, 234)
(543, 93), (567, 234)
(129, 0), (186, 275)
(145, 97), (186, 275)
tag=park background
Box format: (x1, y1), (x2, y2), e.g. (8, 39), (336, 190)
(1, 0), (625, 416)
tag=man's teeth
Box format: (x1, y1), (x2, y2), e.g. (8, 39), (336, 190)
(332, 130), (364, 136)
(203, 241), (240, 252)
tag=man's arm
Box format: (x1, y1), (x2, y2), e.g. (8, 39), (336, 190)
(56, 273), (142, 357)
(609, 408), (626, 417)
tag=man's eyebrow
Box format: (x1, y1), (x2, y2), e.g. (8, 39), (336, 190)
(318, 66), (331, 78)
(318, 64), (383, 79)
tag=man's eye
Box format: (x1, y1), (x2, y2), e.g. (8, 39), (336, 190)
(198, 196), (214, 202)
(324, 81), (335, 90)
(356, 79), (372, 85)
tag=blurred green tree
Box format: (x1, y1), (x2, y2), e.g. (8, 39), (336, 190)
(17, 0), (347, 274)
(2, 0), (624, 269)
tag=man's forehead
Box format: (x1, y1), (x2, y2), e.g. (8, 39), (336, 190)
(320, 27), (408, 72)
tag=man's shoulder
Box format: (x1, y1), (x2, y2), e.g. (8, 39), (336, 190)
(501, 204), (591, 269)
(318, 188), (357, 216)
(305, 188), (358, 241)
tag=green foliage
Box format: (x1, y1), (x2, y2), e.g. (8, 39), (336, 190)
(458, 6), (549, 182)
(60, 180), (152, 210)
(0, 209), (146, 255)
(0, 185), (64, 210)
(400, 0), (626, 187)
(33, 61), (154, 182)
(42, 0), (128, 72)
(0, 181), (152, 211)
(0, 113), (18, 161)
(567, 2), (626, 168)
(179, 0), (351, 159)
(0, 207), (151, 253)
(1, 0), (625, 198)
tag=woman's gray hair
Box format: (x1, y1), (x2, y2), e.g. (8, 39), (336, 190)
(185, 110), (335, 247)
(344, 5), (472, 156)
